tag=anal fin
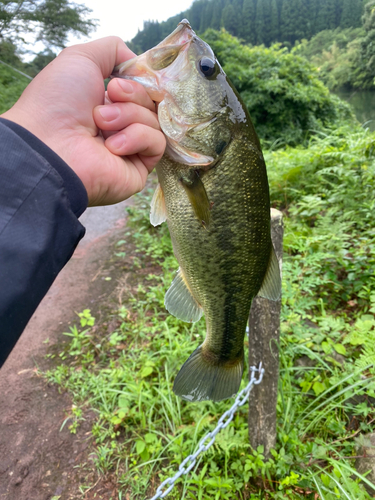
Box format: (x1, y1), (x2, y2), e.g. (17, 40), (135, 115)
(257, 246), (281, 301)
(165, 268), (203, 323)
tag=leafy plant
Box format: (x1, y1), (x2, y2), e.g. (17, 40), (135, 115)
(43, 125), (375, 498)
(202, 29), (354, 147)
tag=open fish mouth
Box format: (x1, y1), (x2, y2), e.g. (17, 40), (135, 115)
(111, 19), (195, 102)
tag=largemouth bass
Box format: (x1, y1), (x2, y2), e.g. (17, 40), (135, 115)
(112, 20), (281, 402)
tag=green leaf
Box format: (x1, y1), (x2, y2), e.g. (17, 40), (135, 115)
(140, 366), (154, 378)
(321, 473), (330, 487)
(145, 433), (157, 444)
(313, 381), (326, 396)
(321, 341), (332, 354)
(135, 440), (146, 455)
(118, 395), (128, 409)
(333, 343), (347, 355)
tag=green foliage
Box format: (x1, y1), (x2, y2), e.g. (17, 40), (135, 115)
(129, 0), (365, 53)
(268, 126), (375, 314)
(292, 6), (375, 92)
(292, 26), (364, 91)
(355, 0), (375, 90)
(0, 63), (29, 113)
(0, 0), (97, 50)
(0, 40), (57, 114)
(24, 50), (56, 77)
(43, 124), (375, 498)
(202, 29), (354, 146)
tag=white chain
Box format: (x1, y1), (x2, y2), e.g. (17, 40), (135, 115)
(149, 363), (264, 500)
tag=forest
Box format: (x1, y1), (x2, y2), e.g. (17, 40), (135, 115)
(128, 0), (374, 92)
(1, 0), (375, 498)
(129, 0), (365, 50)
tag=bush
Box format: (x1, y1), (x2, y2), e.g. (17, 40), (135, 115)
(202, 29), (355, 147)
(0, 65), (29, 114)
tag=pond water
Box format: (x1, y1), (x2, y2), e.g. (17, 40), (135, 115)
(334, 90), (375, 131)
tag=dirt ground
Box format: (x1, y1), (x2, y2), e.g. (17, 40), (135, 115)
(0, 201), (133, 500)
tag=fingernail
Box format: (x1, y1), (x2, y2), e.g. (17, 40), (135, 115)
(108, 133), (126, 150)
(117, 79), (133, 93)
(98, 106), (120, 121)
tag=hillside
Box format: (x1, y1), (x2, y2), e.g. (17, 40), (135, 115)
(128, 0), (366, 53)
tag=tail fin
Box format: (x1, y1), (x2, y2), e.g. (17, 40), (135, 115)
(173, 345), (244, 402)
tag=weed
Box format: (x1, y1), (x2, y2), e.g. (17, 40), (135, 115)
(43, 127), (375, 498)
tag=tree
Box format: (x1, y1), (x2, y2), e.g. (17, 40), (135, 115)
(261, 0), (273, 46)
(280, 0), (295, 43)
(222, 2), (241, 36)
(354, 0), (375, 88)
(187, 0), (206, 32)
(212, 0), (224, 30)
(255, 0), (265, 44)
(269, 0), (279, 43)
(241, 0), (256, 44)
(202, 28), (353, 146)
(340, 0), (362, 29)
(316, 0), (337, 31)
(0, 0), (97, 50)
(25, 49), (56, 76)
(200, 1), (214, 33)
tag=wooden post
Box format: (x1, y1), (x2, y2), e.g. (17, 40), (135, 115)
(248, 209), (283, 459)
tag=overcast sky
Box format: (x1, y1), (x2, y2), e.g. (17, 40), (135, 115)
(70, 0), (195, 46)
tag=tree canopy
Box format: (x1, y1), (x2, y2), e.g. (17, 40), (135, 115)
(129, 0), (366, 53)
(202, 29), (354, 146)
(0, 0), (97, 50)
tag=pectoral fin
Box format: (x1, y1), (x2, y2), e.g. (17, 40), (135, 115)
(257, 246), (281, 301)
(150, 183), (167, 226)
(180, 170), (211, 227)
(165, 268), (203, 322)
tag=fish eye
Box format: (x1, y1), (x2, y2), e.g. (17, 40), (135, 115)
(198, 57), (217, 79)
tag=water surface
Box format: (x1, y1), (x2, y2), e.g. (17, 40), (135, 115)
(335, 90), (375, 131)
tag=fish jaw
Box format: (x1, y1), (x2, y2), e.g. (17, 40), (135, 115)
(111, 20), (195, 103)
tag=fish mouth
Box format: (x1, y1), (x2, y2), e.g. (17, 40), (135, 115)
(111, 19), (195, 102)
(111, 19), (217, 166)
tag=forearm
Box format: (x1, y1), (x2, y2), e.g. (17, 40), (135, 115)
(0, 118), (88, 367)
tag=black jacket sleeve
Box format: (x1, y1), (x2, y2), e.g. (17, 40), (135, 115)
(0, 118), (88, 367)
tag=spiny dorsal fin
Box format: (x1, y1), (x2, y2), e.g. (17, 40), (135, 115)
(150, 183), (167, 227)
(165, 268), (203, 323)
(257, 246), (281, 301)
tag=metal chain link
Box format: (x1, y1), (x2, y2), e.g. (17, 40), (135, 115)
(149, 363), (264, 500)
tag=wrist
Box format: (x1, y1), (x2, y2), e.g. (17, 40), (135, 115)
(0, 117), (88, 216)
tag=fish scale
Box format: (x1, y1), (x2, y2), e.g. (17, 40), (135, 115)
(112, 19), (281, 402)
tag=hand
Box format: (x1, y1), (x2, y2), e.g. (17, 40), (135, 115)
(1, 37), (166, 206)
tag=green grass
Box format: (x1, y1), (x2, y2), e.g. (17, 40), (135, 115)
(43, 125), (375, 499)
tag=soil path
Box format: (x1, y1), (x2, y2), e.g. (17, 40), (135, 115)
(0, 201), (132, 500)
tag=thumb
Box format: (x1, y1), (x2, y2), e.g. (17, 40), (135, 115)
(62, 36), (136, 79)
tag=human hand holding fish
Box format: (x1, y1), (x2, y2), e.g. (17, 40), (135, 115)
(1, 36), (166, 206)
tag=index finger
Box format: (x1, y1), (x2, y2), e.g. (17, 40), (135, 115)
(106, 78), (156, 113)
